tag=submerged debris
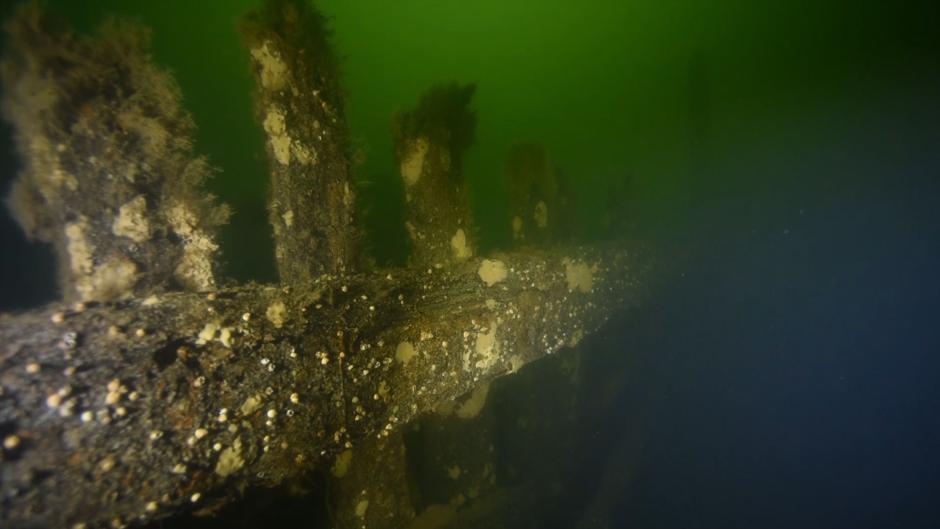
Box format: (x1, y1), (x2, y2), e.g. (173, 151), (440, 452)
(0, 1), (653, 528)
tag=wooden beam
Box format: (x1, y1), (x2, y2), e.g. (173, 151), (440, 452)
(0, 244), (650, 528)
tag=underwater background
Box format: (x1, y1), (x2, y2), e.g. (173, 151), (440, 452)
(1, 0), (939, 527)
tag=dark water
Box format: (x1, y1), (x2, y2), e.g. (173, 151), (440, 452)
(1, 1), (939, 528)
(609, 90), (940, 527)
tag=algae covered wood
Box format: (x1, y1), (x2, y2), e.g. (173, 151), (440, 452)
(0, 4), (229, 303)
(0, 245), (649, 528)
(0, 1), (657, 527)
(242, 0), (360, 283)
(394, 83), (478, 267)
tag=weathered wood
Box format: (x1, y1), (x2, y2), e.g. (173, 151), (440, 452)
(505, 142), (559, 244)
(394, 84), (477, 267)
(329, 431), (415, 529)
(0, 244), (651, 528)
(324, 82), (481, 529)
(1, 4), (229, 302)
(0, 3), (659, 529)
(242, 0), (359, 282)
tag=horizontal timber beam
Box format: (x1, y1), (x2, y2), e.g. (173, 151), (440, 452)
(0, 243), (651, 529)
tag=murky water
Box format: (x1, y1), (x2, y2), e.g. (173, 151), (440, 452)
(1, 1), (938, 528)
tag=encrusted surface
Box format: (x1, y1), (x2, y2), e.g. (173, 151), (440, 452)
(1, 5), (228, 302)
(0, 246), (648, 528)
(242, 0), (359, 283)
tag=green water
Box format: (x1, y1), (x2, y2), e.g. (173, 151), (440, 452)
(19, 0), (932, 281)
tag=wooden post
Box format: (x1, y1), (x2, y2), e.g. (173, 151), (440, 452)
(1, 4), (229, 302)
(394, 83), (477, 267)
(504, 142), (559, 245)
(0, 3), (657, 528)
(242, 0), (359, 283)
